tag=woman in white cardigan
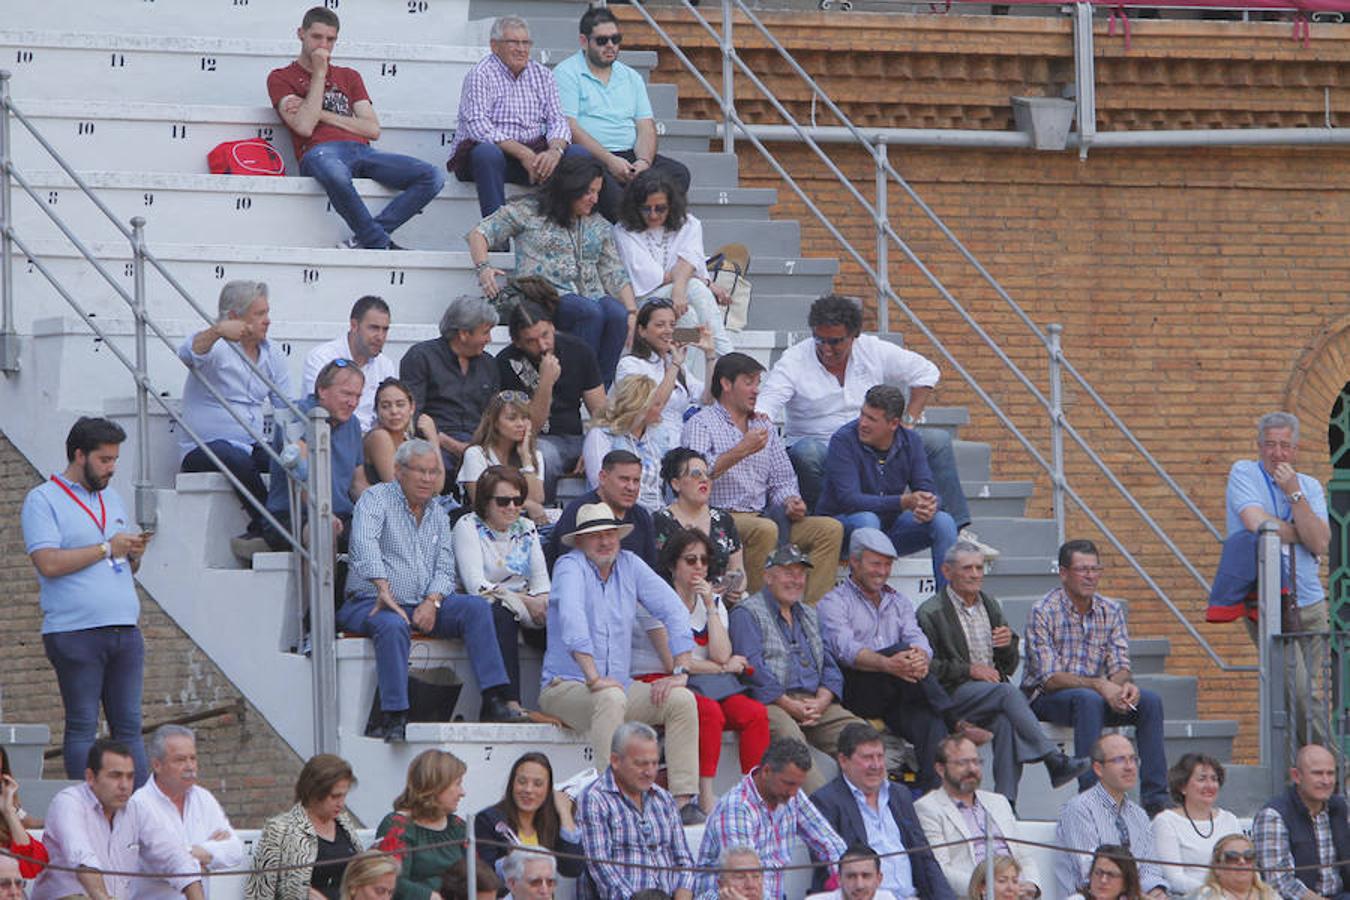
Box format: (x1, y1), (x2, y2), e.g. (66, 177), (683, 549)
(612, 170), (734, 355)
(1150, 753), (1242, 896)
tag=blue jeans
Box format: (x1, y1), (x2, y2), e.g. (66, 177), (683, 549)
(790, 429), (972, 529)
(337, 594), (513, 711)
(835, 508), (957, 591)
(555, 293), (628, 388)
(537, 433), (585, 504)
(43, 626), (149, 785)
(181, 440), (270, 535)
(298, 141), (445, 248)
(464, 142), (534, 218)
(1031, 686), (1169, 809)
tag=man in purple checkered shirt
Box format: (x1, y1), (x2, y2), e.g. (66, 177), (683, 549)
(448, 15), (571, 218)
(576, 721), (696, 900)
(1020, 538), (1169, 815)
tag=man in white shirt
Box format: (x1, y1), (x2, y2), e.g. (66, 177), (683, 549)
(805, 846), (899, 900)
(914, 735), (1041, 898)
(32, 739), (205, 900)
(757, 294), (992, 558)
(302, 295), (397, 432)
(130, 725), (245, 899)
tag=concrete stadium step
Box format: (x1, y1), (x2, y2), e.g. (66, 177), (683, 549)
(953, 438), (992, 483)
(1130, 638), (1171, 675)
(0, 724), (82, 819)
(8, 101), (713, 174)
(1135, 673), (1198, 720)
(963, 480), (1035, 518)
(979, 556), (1060, 598)
(3, 0), (476, 44)
(0, 30), (658, 109)
(959, 516), (1056, 558)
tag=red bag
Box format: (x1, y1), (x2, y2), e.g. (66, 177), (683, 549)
(207, 139), (285, 176)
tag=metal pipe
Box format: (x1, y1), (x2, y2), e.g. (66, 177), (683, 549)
(1257, 520), (1283, 782)
(1080, 126), (1350, 148)
(307, 407), (338, 756)
(716, 122), (1034, 147)
(467, 829), (477, 898)
(984, 805), (995, 900)
(130, 216), (155, 532)
(1073, 2), (1097, 160)
(875, 137), (889, 332)
(0, 70), (16, 375)
(1048, 323), (1066, 548)
(721, 0), (735, 155)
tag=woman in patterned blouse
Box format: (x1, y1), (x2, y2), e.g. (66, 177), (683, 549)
(467, 154), (639, 387)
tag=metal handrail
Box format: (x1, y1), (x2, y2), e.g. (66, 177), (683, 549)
(626, 0), (1252, 672)
(0, 69), (340, 754)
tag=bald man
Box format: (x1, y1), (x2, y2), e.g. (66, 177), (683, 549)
(1253, 745), (1350, 900)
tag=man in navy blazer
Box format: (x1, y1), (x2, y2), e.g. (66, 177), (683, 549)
(809, 723), (954, 899)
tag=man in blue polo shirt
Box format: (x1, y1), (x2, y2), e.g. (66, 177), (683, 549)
(553, 6), (691, 222)
(22, 417), (152, 785)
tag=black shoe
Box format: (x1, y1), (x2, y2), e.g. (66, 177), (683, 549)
(480, 695), (530, 723)
(385, 240), (407, 250)
(1044, 751), (1092, 789)
(382, 710), (408, 743)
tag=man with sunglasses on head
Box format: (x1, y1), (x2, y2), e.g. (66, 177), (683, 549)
(1055, 733), (1168, 899)
(553, 7), (691, 222)
(1022, 539), (1169, 816)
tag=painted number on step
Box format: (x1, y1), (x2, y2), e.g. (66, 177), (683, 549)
(47, 191), (58, 205)
(303, 268), (320, 284)
(439, 132), (451, 146)
(200, 57), (217, 72)
(482, 745), (493, 760)
(783, 260), (795, 274)
(77, 122), (95, 136)
(214, 265), (226, 279)
(655, 121), (666, 135)
(110, 53), (126, 68)
(324, 0), (340, 8)
(15, 50), (33, 64)
(582, 746), (594, 762)
(233, 0), (249, 5)
(235, 196), (251, 211)
(257, 126), (274, 141)
(917, 577), (935, 594)
(407, 0), (429, 11)
(380, 62), (398, 77)
(25, 258), (34, 274)
(125, 263), (135, 277)
(389, 271), (405, 286)
(143, 192), (155, 206)
(172, 124), (188, 139)
(718, 191), (729, 205)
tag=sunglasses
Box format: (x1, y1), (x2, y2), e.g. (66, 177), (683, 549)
(640, 204), (669, 215)
(492, 495), (526, 507)
(498, 390), (531, 404)
(681, 554), (709, 566)
(591, 33), (622, 45)
(1220, 850), (1257, 863)
(682, 466), (710, 480)
(812, 334), (849, 348)
(330, 357), (355, 368)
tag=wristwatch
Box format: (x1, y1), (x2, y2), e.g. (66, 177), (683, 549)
(1290, 490), (1306, 504)
(99, 541), (111, 559)
(672, 665), (688, 676)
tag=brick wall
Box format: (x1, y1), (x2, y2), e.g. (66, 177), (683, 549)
(621, 9), (1350, 762)
(0, 430), (302, 827)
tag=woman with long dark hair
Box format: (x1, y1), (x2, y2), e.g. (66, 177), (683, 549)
(613, 170), (733, 354)
(467, 154), (638, 386)
(473, 751), (583, 884)
(614, 298), (716, 435)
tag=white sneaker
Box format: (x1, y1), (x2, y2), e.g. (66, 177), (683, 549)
(959, 528), (1001, 561)
(336, 236), (360, 249)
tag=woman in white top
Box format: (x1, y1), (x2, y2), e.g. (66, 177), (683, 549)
(363, 378), (443, 491)
(581, 375), (673, 512)
(612, 171), (734, 355)
(458, 390), (549, 528)
(614, 299), (716, 435)
(629, 528), (768, 814)
(1150, 753), (1242, 896)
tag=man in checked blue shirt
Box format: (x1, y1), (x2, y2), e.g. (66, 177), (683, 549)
(339, 439), (528, 741)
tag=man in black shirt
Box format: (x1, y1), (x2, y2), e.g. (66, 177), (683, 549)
(546, 449), (657, 570)
(497, 300), (605, 501)
(400, 296), (500, 479)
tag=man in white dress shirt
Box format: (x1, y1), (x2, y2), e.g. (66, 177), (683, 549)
(129, 725), (244, 899)
(914, 735), (1041, 897)
(32, 739), (205, 900)
(805, 845), (899, 900)
(302, 295), (397, 432)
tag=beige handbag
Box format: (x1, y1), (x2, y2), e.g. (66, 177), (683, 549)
(707, 243), (753, 332)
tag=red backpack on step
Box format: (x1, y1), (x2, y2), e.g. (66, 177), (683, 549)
(207, 139), (286, 176)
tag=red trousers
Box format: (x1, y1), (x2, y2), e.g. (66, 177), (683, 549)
(697, 692), (771, 777)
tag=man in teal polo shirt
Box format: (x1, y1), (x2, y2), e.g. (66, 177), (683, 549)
(22, 417), (151, 786)
(554, 6), (691, 222)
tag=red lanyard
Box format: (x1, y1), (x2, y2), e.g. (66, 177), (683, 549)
(50, 475), (107, 536)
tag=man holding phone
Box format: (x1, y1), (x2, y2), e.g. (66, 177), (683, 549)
(21, 417), (152, 786)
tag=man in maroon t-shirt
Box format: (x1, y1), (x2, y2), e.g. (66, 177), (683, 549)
(267, 6), (444, 249)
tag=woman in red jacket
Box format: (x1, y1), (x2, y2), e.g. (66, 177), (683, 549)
(0, 747), (47, 877)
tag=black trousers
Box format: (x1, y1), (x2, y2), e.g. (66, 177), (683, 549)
(841, 644), (955, 791)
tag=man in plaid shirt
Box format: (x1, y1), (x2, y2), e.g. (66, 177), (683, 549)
(1020, 539), (1169, 815)
(577, 722), (697, 900)
(696, 738), (846, 900)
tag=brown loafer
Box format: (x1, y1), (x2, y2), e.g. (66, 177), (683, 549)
(952, 719), (994, 746)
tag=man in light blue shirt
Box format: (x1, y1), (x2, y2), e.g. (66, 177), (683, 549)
(539, 502), (705, 824)
(22, 417), (151, 785)
(552, 6), (690, 221)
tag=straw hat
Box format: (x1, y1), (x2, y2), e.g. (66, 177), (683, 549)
(561, 502), (635, 547)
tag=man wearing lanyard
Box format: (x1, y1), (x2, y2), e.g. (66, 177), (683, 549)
(1225, 411), (1330, 742)
(21, 417), (151, 786)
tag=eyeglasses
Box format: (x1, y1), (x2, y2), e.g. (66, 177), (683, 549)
(681, 554), (709, 566)
(497, 38), (533, 47)
(498, 390), (531, 403)
(405, 465), (440, 479)
(640, 204), (669, 215)
(591, 32), (622, 45)
(1104, 754), (1140, 767)
(1066, 565), (1104, 575)
(524, 877), (558, 887)
(1090, 868), (1124, 881)
(1220, 849), (1257, 863)
(812, 334), (850, 348)
(492, 495), (526, 507)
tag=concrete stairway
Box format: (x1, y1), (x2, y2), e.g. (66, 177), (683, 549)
(0, 724), (79, 820)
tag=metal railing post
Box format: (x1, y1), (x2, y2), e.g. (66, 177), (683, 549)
(1073, 3), (1097, 159)
(466, 829), (477, 897)
(307, 408), (338, 756)
(721, 0), (735, 155)
(983, 806), (995, 900)
(0, 70), (17, 374)
(130, 216), (156, 531)
(1048, 323), (1066, 547)
(875, 136), (889, 332)
(1257, 520), (1285, 791)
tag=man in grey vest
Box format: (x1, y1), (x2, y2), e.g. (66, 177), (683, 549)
(727, 545), (865, 793)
